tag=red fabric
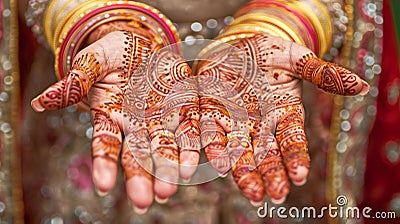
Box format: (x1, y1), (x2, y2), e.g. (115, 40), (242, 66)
(362, 0), (400, 222)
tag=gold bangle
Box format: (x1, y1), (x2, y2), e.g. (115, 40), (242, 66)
(44, 0), (180, 79)
(286, 0), (332, 56)
(53, 1), (108, 52)
(231, 13), (305, 45)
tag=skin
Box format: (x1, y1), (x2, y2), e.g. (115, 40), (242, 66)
(197, 33), (369, 205)
(31, 29), (200, 211)
(31, 26), (369, 210)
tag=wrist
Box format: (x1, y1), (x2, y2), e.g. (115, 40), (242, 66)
(42, 0), (179, 80)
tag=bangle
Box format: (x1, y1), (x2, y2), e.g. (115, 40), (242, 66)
(197, 0), (333, 62)
(43, 0), (179, 80)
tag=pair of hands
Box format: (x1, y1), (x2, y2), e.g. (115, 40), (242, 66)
(31, 30), (369, 211)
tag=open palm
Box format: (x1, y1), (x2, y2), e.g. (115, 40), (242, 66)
(31, 30), (200, 211)
(197, 33), (369, 204)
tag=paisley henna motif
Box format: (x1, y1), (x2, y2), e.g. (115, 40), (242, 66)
(296, 56), (368, 95)
(38, 72), (89, 110)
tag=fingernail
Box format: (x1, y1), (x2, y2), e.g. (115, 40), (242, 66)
(31, 96), (45, 112)
(133, 206), (148, 215)
(181, 178), (191, 183)
(155, 195), (169, 204)
(290, 166), (308, 186)
(271, 196), (286, 204)
(360, 80), (370, 96)
(250, 200), (263, 207)
(292, 178), (307, 186)
(95, 188), (109, 197)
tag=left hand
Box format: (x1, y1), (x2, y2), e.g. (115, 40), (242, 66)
(197, 33), (369, 204)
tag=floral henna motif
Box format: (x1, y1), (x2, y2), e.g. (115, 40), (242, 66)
(72, 52), (101, 83)
(124, 47), (200, 185)
(253, 133), (290, 203)
(92, 109), (120, 134)
(198, 51), (268, 203)
(123, 129), (153, 179)
(200, 115), (230, 175)
(198, 33), (339, 204)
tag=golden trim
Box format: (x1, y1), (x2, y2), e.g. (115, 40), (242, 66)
(3, 0), (25, 222)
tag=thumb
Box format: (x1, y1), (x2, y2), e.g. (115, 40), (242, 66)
(31, 52), (100, 112)
(296, 54), (369, 96)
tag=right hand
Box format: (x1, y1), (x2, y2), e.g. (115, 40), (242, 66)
(31, 30), (200, 212)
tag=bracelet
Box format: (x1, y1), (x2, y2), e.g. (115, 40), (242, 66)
(42, 0), (180, 80)
(195, 0), (334, 68)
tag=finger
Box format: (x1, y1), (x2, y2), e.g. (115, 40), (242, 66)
(31, 52), (101, 112)
(228, 131), (265, 205)
(253, 133), (290, 204)
(275, 101), (310, 186)
(198, 66), (241, 176)
(170, 79), (201, 181)
(242, 34), (369, 96)
(175, 108), (201, 181)
(122, 133), (154, 213)
(200, 115), (230, 176)
(90, 108), (122, 194)
(295, 55), (370, 96)
(150, 130), (179, 202)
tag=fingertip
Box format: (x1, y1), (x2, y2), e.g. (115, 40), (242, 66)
(179, 151), (200, 180)
(95, 187), (109, 197)
(126, 176), (154, 209)
(155, 195), (169, 204)
(271, 196), (287, 204)
(92, 158), (117, 193)
(154, 178), (177, 201)
(31, 96), (45, 112)
(250, 200), (264, 207)
(236, 172), (265, 203)
(359, 80), (370, 96)
(289, 165), (309, 186)
(133, 206), (149, 215)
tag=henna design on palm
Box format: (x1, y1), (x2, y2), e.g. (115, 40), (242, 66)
(31, 30), (199, 211)
(197, 33), (369, 204)
(123, 47), (200, 191)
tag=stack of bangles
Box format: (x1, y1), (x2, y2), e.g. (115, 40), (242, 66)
(42, 0), (334, 79)
(196, 0), (333, 67)
(42, 0), (180, 80)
